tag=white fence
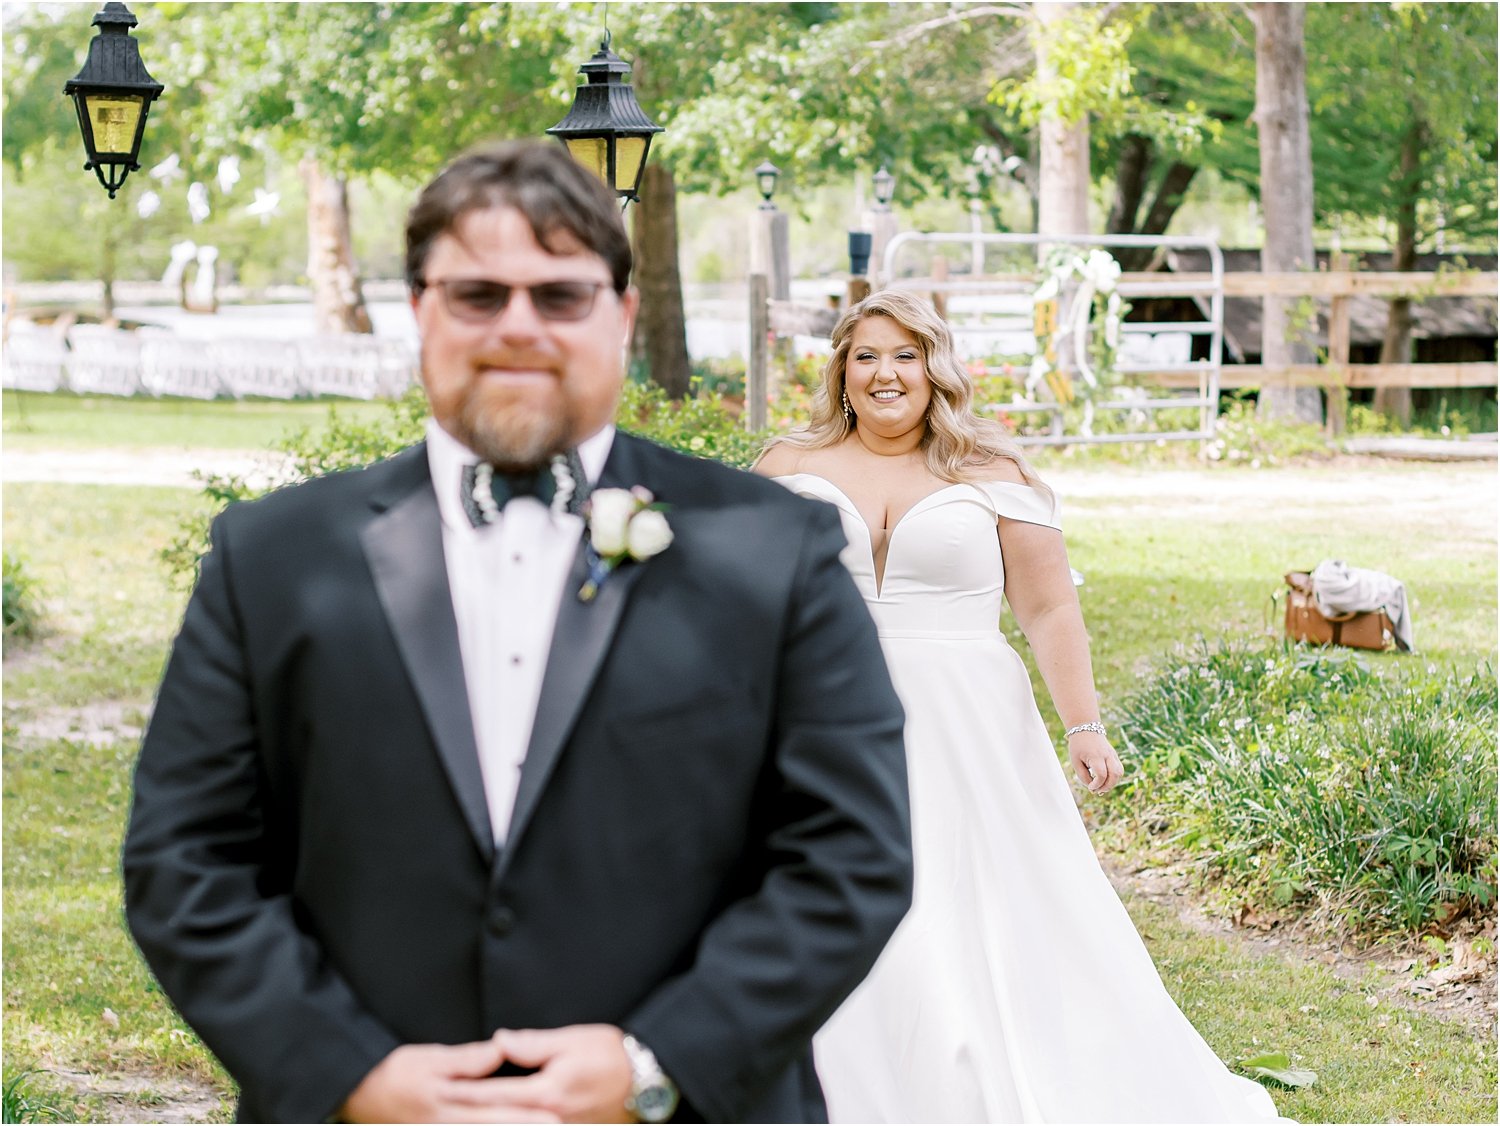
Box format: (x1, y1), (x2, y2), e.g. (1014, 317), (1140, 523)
(2, 322), (417, 400)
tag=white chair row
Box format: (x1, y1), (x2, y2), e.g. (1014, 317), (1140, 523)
(2, 322), (418, 401)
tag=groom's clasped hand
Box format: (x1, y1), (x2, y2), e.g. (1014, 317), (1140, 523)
(343, 1025), (635, 1124)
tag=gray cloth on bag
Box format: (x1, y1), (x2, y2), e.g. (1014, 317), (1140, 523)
(1310, 559), (1414, 652)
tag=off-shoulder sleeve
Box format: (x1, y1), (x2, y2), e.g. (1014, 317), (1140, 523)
(973, 479), (1062, 530)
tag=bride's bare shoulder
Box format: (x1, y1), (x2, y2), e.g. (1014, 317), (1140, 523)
(753, 441), (807, 478)
(968, 455), (1029, 486)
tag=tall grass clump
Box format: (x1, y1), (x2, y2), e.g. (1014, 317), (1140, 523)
(1110, 639), (1497, 936)
(1, 1070), (71, 1123)
(2, 551), (43, 640)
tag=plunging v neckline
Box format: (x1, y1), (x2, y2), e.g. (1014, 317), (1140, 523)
(779, 474), (971, 597)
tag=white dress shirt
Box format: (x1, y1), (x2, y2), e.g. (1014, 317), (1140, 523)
(426, 418), (615, 844)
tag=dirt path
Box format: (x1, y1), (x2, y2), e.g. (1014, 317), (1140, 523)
(1047, 458), (1496, 537)
(2, 446), (290, 490)
(5, 445), (1494, 504)
(1102, 852), (1498, 1040)
(44, 1067), (225, 1124)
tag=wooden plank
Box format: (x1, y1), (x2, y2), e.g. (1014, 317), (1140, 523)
(1341, 363), (1497, 388)
(1144, 362), (1497, 389)
(1218, 271), (1499, 298)
(768, 299), (839, 338)
(895, 270), (1498, 298)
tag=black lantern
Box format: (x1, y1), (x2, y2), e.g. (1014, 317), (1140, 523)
(546, 32), (663, 206)
(872, 165), (896, 211)
(63, 2), (164, 199)
(754, 161), (780, 210)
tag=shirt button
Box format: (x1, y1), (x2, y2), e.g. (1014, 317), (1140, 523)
(512, 553), (523, 563)
(510, 655), (522, 666)
(488, 907), (517, 938)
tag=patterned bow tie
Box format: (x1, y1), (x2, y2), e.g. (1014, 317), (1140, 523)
(461, 449), (589, 527)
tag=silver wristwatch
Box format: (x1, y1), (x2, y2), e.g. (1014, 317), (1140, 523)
(622, 1033), (679, 1123)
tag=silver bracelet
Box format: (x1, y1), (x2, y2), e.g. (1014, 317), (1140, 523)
(1064, 721), (1107, 739)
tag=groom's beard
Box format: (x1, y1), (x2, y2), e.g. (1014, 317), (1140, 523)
(424, 344), (574, 471)
(459, 382), (571, 471)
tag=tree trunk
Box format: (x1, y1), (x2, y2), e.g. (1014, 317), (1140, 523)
(1375, 121), (1421, 427)
(100, 223), (116, 323)
(1107, 138), (1198, 269)
(1106, 133), (1152, 235)
(1138, 161), (1198, 238)
(1253, 2), (1322, 424)
(630, 162), (692, 399)
(301, 154), (373, 335)
(1035, 2), (1090, 239)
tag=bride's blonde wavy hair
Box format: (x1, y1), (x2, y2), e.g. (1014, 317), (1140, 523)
(765, 289), (1047, 491)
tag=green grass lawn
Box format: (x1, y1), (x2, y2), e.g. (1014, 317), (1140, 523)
(3, 390), (394, 452)
(1016, 460), (1496, 715)
(2, 436), (1495, 1121)
(4, 484), (231, 1121)
(1133, 897), (1496, 1123)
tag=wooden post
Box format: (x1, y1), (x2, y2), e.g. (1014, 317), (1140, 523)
(1326, 251), (1352, 436)
(870, 210), (899, 285)
(931, 256), (949, 320)
(750, 210), (792, 409)
(748, 272), (769, 432)
(750, 210), (792, 303)
(770, 214), (796, 395)
(846, 277), (871, 307)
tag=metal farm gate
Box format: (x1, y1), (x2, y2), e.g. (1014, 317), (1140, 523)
(878, 231), (1226, 446)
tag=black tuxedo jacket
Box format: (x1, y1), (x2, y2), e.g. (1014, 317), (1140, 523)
(123, 431), (912, 1124)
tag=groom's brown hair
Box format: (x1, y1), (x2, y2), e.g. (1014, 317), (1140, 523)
(404, 140), (632, 295)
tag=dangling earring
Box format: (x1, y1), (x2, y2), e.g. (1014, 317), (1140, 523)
(841, 390), (853, 420)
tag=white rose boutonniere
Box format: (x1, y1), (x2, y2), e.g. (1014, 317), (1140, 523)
(579, 486), (673, 602)
(626, 508), (673, 559)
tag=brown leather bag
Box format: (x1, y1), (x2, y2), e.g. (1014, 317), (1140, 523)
(1280, 571), (1395, 651)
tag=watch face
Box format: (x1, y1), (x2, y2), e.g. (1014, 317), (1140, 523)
(634, 1083), (677, 1123)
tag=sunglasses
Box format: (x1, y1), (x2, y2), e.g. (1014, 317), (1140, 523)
(417, 277), (609, 323)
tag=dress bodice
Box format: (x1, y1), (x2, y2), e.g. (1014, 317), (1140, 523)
(774, 473), (1061, 637)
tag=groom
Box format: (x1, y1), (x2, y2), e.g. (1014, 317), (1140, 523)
(122, 141), (912, 1124)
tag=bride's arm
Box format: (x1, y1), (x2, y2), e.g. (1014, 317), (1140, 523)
(998, 516), (1125, 794)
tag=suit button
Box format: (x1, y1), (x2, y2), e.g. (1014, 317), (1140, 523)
(488, 907), (517, 937)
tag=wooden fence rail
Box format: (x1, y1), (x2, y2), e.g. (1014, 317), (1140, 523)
(767, 268), (1497, 392)
(900, 270), (1496, 299)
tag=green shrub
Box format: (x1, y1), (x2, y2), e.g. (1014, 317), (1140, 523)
(165, 382), (775, 580)
(1347, 391), (1498, 440)
(1202, 395), (1330, 465)
(1109, 639), (1498, 936)
(161, 388), (432, 582)
(687, 356), (747, 398)
(2, 551), (43, 640)
(616, 379), (770, 469)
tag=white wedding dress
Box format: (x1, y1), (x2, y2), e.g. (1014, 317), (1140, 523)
(776, 473), (1283, 1124)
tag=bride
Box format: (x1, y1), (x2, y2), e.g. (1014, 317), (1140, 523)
(755, 290), (1283, 1123)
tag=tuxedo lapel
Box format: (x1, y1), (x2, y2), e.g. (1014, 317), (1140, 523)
(501, 434), (655, 866)
(360, 453), (495, 863)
